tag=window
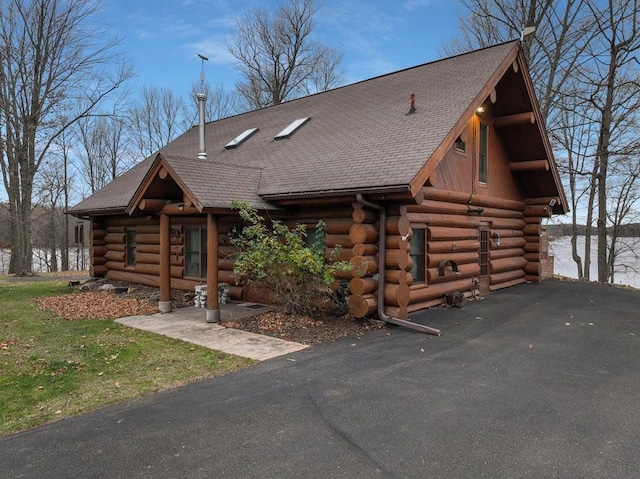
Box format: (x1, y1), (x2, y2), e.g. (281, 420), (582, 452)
(185, 227), (207, 279)
(275, 117), (310, 140)
(454, 139), (466, 154)
(409, 229), (426, 284)
(479, 122), (489, 184)
(479, 228), (489, 276)
(225, 127), (258, 149)
(126, 229), (137, 266)
(304, 224), (326, 257)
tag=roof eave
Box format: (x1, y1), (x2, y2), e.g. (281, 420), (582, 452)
(260, 184), (414, 202)
(66, 206), (127, 217)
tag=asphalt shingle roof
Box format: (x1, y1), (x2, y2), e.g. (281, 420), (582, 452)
(69, 41), (523, 215)
(161, 155), (272, 210)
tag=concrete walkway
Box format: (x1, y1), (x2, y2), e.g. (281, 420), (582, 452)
(115, 303), (308, 361)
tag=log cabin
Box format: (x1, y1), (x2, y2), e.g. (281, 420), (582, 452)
(68, 40), (568, 328)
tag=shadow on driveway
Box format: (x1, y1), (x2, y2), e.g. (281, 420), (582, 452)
(3, 280), (640, 478)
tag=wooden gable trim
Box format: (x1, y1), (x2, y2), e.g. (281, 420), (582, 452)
(515, 49), (569, 215)
(409, 42), (520, 197)
(125, 154), (203, 215)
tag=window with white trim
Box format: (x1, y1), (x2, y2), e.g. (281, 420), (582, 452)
(409, 229), (426, 284)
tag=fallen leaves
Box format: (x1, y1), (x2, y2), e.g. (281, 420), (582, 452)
(33, 292), (157, 321)
(225, 311), (383, 345)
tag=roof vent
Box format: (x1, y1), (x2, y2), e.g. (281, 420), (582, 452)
(225, 128), (258, 149)
(274, 117), (310, 140)
(406, 93), (416, 115)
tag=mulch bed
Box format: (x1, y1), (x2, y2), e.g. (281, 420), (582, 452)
(32, 277), (385, 344)
(225, 311), (384, 345)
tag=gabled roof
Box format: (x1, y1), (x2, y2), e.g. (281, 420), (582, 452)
(69, 156), (156, 215)
(127, 154), (272, 213)
(68, 40), (567, 216)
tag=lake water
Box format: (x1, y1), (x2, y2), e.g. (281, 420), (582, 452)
(0, 248), (89, 275)
(549, 236), (640, 289)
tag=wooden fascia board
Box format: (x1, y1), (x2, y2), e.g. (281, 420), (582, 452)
(125, 153), (163, 215)
(409, 43), (520, 197)
(125, 154), (203, 215)
(516, 49), (569, 215)
(156, 160), (203, 212)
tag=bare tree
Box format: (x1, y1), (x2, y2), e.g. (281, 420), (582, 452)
(606, 155), (640, 283)
(227, 0), (344, 109)
(103, 115), (133, 181)
(582, 0), (640, 282)
(444, 0), (593, 119)
(189, 81), (241, 122)
(554, 86), (599, 279)
(55, 124), (74, 270)
(449, 0), (640, 285)
(75, 115), (110, 194)
(0, 0), (133, 274)
(33, 157), (66, 272)
(73, 111), (132, 195)
(128, 85), (191, 157)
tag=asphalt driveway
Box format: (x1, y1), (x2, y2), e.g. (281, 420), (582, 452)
(3, 280), (640, 478)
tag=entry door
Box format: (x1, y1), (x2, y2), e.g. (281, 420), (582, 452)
(478, 225), (490, 294)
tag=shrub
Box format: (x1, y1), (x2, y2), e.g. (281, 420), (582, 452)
(230, 202), (350, 316)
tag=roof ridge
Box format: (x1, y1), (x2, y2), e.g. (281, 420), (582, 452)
(195, 39), (519, 130)
(197, 40), (520, 127)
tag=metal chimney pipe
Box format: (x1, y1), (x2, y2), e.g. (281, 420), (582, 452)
(197, 92), (207, 160)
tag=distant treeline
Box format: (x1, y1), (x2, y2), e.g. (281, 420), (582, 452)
(547, 223), (640, 237)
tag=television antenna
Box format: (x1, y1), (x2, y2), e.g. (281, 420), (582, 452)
(197, 53), (208, 89)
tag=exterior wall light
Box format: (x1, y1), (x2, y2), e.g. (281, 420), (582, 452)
(492, 232), (501, 246)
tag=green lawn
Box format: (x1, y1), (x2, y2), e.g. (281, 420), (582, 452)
(0, 280), (254, 436)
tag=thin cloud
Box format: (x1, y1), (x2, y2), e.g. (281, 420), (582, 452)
(184, 37), (237, 65)
(317, 0), (404, 80)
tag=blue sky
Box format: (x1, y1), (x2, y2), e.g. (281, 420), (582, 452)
(100, 0), (463, 95)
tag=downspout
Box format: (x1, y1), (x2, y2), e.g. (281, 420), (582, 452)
(356, 194), (441, 336)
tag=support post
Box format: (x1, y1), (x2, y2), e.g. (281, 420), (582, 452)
(159, 213), (172, 313)
(206, 213), (220, 323)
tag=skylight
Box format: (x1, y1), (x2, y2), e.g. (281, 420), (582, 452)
(225, 127), (258, 149)
(274, 117), (310, 140)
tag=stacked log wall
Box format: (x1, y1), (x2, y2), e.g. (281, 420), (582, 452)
(345, 203), (415, 320)
(404, 187), (529, 307)
(522, 200), (553, 282)
(89, 218), (107, 277)
(347, 204), (380, 318)
(286, 205), (361, 308)
(539, 225), (554, 280)
(380, 211), (412, 319)
(96, 215), (246, 299)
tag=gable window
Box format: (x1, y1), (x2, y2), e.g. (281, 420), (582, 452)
(454, 139), (466, 154)
(479, 122), (489, 184)
(126, 229), (137, 266)
(409, 228), (426, 284)
(185, 226), (207, 279)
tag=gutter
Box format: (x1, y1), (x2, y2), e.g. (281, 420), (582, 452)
(356, 194), (441, 336)
(261, 185), (411, 201)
